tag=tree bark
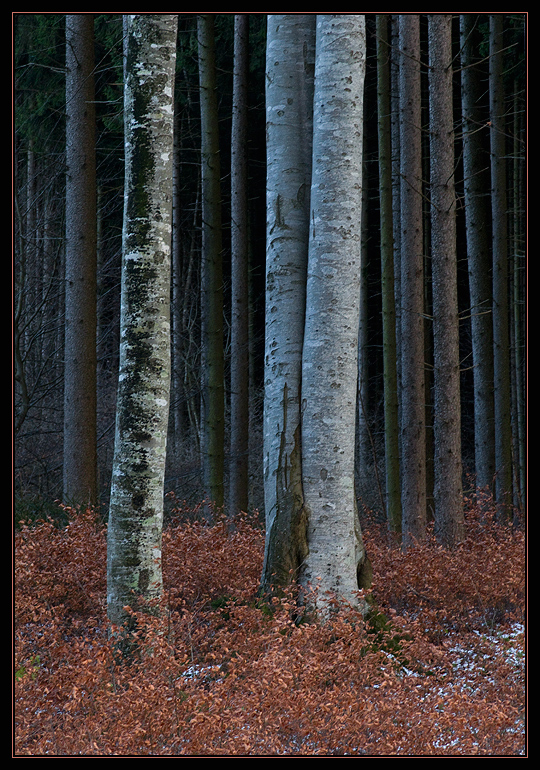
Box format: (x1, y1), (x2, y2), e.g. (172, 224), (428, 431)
(459, 14), (495, 495)
(261, 14), (315, 590)
(300, 14), (370, 612)
(63, 14), (98, 507)
(390, 15), (403, 471)
(510, 76), (526, 512)
(376, 14), (401, 538)
(107, 14), (177, 634)
(229, 14), (250, 516)
(398, 14), (426, 547)
(428, 14), (464, 546)
(489, 14), (513, 519)
(198, 14), (225, 510)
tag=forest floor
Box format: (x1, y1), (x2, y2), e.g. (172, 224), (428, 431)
(14, 494), (526, 757)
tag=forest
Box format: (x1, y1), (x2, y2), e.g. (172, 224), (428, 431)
(14, 13), (526, 757)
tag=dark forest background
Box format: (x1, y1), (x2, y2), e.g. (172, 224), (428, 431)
(14, 14), (526, 523)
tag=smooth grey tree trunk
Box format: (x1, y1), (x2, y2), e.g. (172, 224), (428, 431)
(63, 14), (98, 507)
(428, 14), (464, 547)
(300, 14), (370, 613)
(229, 14), (250, 516)
(459, 15), (496, 495)
(261, 14), (315, 590)
(107, 14), (178, 634)
(198, 14), (225, 510)
(398, 14), (426, 547)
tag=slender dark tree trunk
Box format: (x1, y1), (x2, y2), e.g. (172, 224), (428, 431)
(63, 14), (98, 506)
(398, 14), (426, 547)
(489, 14), (513, 519)
(428, 14), (463, 546)
(390, 15), (402, 465)
(171, 100), (184, 452)
(229, 14), (250, 516)
(198, 14), (225, 510)
(460, 14), (495, 495)
(510, 78), (526, 512)
(376, 14), (401, 538)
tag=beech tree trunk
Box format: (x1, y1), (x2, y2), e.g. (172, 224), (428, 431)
(107, 14), (177, 634)
(261, 14), (315, 590)
(300, 14), (370, 612)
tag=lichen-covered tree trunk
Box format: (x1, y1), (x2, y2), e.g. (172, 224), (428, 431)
(300, 14), (370, 612)
(63, 14), (97, 506)
(107, 14), (178, 632)
(261, 14), (315, 590)
(428, 14), (464, 546)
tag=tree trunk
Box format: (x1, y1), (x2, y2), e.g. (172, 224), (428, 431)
(428, 14), (464, 547)
(390, 15), (403, 471)
(171, 99), (185, 452)
(63, 14), (98, 506)
(459, 14), (495, 495)
(376, 14), (401, 538)
(261, 14), (315, 590)
(107, 14), (178, 635)
(398, 14), (426, 547)
(197, 14), (225, 510)
(489, 14), (513, 519)
(511, 78), (526, 512)
(300, 14), (370, 612)
(229, 14), (250, 516)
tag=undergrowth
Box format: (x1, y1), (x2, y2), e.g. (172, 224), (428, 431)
(14, 496), (526, 756)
